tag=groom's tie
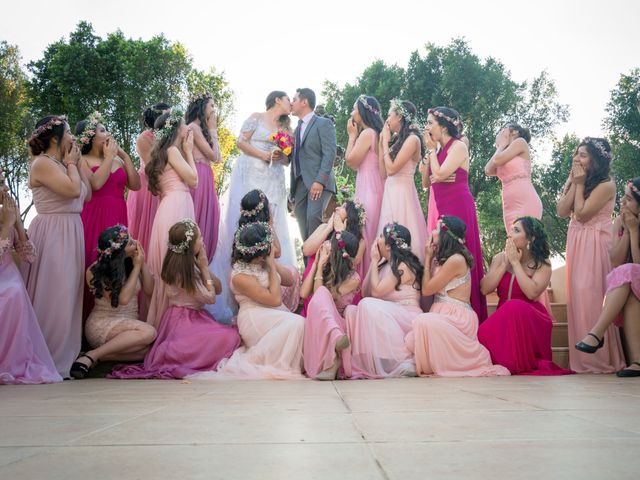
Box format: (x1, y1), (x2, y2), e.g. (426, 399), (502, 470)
(294, 119), (303, 178)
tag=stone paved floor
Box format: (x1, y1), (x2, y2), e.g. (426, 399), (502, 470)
(1, 375), (639, 479)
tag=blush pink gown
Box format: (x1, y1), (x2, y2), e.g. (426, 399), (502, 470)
(497, 155), (542, 232)
(606, 263), (640, 327)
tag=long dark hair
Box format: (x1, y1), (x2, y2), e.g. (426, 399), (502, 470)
(507, 122), (531, 143)
(143, 102), (171, 129)
(231, 222), (272, 265)
(344, 200), (363, 242)
(577, 137), (612, 199)
(355, 95), (383, 134)
(382, 223), (423, 290)
(146, 112), (183, 196)
(435, 216), (474, 269)
(321, 230), (358, 296)
(513, 216), (551, 270)
(186, 93), (213, 147)
(266, 91), (291, 132)
(28, 116), (67, 156)
(389, 100), (425, 160)
(161, 220), (199, 294)
(89, 225), (133, 308)
(238, 189), (271, 226)
(430, 106), (464, 138)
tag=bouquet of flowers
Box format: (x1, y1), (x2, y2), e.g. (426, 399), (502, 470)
(269, 130), (294, 156)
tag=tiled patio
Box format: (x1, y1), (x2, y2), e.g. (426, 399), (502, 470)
(1, 375), (639, 479)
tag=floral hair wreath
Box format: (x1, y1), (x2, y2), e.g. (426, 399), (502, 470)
(384, 222), (410, 250)
(389, 99), (415, 125)
(428, 108), (461, 130)
(357, 95), (380, 115)
(241, 191), (267, 217)
(189, 92), (212, 105)
(439, 217), (465, 245)
(77, 111), (103, 146)
(29, 116), (68, 141)
(97, 224), (129, 260)
(628, 180), (640, 197)
(334, 232), (351, 259)
(155, 108), (184, 141)
(234, 221), (273, 256)
(168, 218), (197, 254)
(353, 198), (367, 228)
(583, 137), (612, 160)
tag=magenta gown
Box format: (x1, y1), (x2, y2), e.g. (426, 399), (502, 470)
(189, 124), (220, 258)
(1, 227), (62, 384)
(110, 281), (240, 379)
(81, 166), (128, 319)
(478, 272), (574, 375)
(431, 138), (487, 322)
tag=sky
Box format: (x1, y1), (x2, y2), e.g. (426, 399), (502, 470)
(2, 0), (639, 140)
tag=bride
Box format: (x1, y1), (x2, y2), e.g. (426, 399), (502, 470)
(206, 91), (297, 323)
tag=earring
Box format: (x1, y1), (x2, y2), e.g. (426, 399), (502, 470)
(526, 241), (530, 250)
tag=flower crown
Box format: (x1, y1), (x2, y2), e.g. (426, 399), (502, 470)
(241, 191), (266, 217)
(77, 111), (103, 146)
(357, 95), (380, 115)
(628, 180), (640, 197)
(583, 137), (612, 160)
(428, 108), (461, 129)
(168, 218), (197, 254)
(439, 218), (464, 245)
(155, 108), (184, 141)
(234, 221), (273, 256)
(189, 92), (212, 105)
(29, 116), (67, 141)
(97, 224), (129, 259)
(390, 99), (415, 124)
(334, 232), (351, 259)
(353, 198), (367, 228)
(384, 222), (410, 250)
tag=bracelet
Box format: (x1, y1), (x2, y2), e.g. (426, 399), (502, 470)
(205, 279), (214, 286)
(314, 275), (323, 281)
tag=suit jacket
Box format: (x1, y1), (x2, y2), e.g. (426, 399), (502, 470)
(290, 114), (337, 197)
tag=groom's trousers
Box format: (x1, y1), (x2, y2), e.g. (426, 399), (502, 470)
(293, 177), (332, 241)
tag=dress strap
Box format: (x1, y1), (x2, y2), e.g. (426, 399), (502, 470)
(444, 269), (471, 292)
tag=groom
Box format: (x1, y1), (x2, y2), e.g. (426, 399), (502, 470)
(290, 87), (337, 241)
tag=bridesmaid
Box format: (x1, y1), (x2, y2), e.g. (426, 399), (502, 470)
(377, 99), (428, 262)
(407, 216), (510, 377)
(70, 225), (156, 379)
(343, 223), (423, 379)
(127, 102), (170, 254)
(76, 111), (140, 319)
(145, 109), (198, 328)
(478, 217), (573, 375)
(186, 92), (222, 258)
(23, 116), (92, 377)
(485, 123), (542, 232)
(423, 106), (487, 322)
(575, 178), (640, 377)
(0, 183), (61, 385)
(345, 94), (384, 275)
(556, 137), (625, 373)
(190, 222), (305, 380)
(111, 220), (240, 379)
(301, 230), (360, 380)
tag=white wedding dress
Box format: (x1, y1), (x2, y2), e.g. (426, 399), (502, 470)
(205, 115), (297, 323)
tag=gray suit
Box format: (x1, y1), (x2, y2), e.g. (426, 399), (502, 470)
(291, 114), (337, 240)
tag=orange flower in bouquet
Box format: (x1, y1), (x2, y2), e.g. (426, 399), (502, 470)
(269, 130), (294, 156)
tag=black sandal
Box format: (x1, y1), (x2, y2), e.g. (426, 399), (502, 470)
(70, 353), (96, 379)
(617, 362), (640, 378)
(575, 332), (604, 354)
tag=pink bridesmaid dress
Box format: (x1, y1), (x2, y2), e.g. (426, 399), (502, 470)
(1, 226), (62, 384)
(81, 166), (128, 319)
(426, 191), (439, 234)
(407, 269), (510, 377)
(303, 274), (360, 378)
(376, 157), (427, 262)
(354, 133), (384, 276)
(110, 280), (240, 379)
(566, 196), (625, 373)
(342, 264), (421, 379)
(146, 168), (196, 328)
(478, 271), (573, 375)
(23, 163), (87, 377)
(497, 156), (542, 232)
(189, 124), (220, 258)
(607, 263), (640, 327)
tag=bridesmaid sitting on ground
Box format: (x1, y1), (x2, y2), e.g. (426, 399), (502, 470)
(301, 230), (361, 380)
(576, 177), (640, 377)
(70, 225), (156, 379)
(478, 217), (572, 375)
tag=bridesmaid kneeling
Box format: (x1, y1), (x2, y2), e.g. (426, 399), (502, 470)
(70, 225), (156, 379)
(110, 219), (240, 379)
(407, 216), (509, 377)
(302, 230), (361, 380)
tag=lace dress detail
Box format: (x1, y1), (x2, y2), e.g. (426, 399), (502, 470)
(434, 270), (472, 310)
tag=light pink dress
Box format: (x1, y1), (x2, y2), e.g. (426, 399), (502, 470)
(23, 162), (87, 377)
(376, 156), (427, 262)
(303, 275), (360, 378)
(1, 226), (62, 384)
(566, 196), (625, 373)
(191, 261), (305, 380)
(606, 263), (640, 327)
(497, 155), (542, 232)
(406, 269), (510, 377)
(342, 264), (421, 378)
(354, 133), (384, 276)
(146, 168), (195, 328)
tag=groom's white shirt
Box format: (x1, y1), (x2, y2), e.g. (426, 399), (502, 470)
(299, 111), (315, 140)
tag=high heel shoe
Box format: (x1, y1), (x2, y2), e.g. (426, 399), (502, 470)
(70, 353), (96, 379)
(575, 332), (604, 354)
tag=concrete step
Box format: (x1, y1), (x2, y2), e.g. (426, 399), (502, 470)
(552, 347), (570, 370)
(552, 322), (568, 348)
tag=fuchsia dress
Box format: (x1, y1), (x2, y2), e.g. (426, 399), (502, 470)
(1, 226), (62, 384)
(496, 155), (542, 232)
(431, 138), (487, 322)
(478, 271), (573, 375)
